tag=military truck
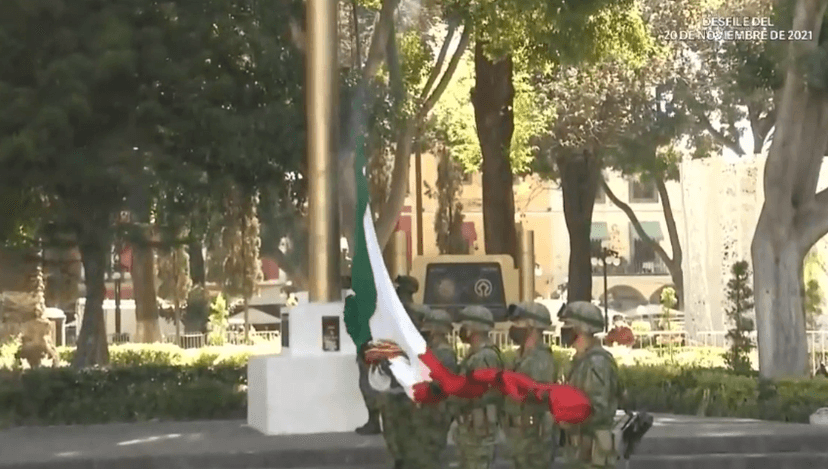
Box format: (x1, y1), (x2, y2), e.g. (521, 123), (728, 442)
(409, 254), (520, 323)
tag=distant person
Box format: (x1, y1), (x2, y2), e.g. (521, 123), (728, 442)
(395, 275), (419, 307)
(605, 315), (635, 347)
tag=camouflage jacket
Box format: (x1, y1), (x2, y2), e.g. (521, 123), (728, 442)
(413, 341), (458, 427)
(503, 344), (556, 418)
(565, 343), (621, 435)
(454, 343), (503, 412)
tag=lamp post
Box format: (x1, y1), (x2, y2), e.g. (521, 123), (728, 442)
(113, 268), (122, 336)
(591, 247), (620, 331)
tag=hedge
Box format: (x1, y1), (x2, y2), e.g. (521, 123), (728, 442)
(0, 365), (246, 427)
(0, 341), (826, 427)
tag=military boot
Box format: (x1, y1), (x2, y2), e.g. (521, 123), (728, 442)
(355, 409), (381, 435)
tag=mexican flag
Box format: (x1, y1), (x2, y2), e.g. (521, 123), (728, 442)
(343, 136), (592, 425)
(342, 137), (430, 400)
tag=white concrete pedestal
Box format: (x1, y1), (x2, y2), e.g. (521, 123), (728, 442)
(247, 300), (367, 435)
(810, 407), (828, 425)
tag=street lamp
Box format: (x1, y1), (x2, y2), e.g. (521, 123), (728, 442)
(591, 247), (621, 331)
(113, 268), (122, 336)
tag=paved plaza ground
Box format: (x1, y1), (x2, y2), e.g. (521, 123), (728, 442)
(1, 414), (828, 468)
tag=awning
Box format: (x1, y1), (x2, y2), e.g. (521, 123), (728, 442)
(631, 221), (663, 240)
(462, 222), (477, 243)
(590, 222), (608, 241)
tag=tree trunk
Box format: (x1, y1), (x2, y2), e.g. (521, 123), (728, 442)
(602, 174), (684, 308)
(73, 223), (109, 368)
(472, 42), (517, 260)
(752, 0), (828, 379)
(752, 233), (809, 377)
(558, 153), (602, 302)
(132, 236), (161, 343)
(338, 0), (399, 249)
(189, 240), (205, 286)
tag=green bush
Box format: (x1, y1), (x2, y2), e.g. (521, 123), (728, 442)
(621, 365), (828, 423)
(0, 364), (246, 427)
(57, 343), (185, 367)
(0, 338), (21, 370)
(4, 340), (827, 427)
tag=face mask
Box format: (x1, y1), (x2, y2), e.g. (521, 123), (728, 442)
(509, 326), (529, 344)
(459, 327), (471, 344)
(560, 326), (577, 347)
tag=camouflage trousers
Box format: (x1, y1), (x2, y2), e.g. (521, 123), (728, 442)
(452, 416), (497, 469)
(503, 417), (556, 469)
(404, 406), (452, 469)
(561, 432), (618, 468)
(380, 396), (451, 469)
(357, 357), (379, 412)
(379, 393), (412, 461)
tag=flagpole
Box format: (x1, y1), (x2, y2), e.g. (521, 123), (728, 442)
(306, 0), (341, 302)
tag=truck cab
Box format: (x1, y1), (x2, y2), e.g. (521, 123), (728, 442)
(409, 254), (520, 323)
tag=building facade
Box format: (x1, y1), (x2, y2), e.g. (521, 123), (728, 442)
(401, 154), (681, 313)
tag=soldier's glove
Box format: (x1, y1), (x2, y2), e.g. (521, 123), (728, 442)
(428, 381), (444, 397)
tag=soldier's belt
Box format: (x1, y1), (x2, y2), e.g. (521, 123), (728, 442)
(456, 406), (498, 426)
(505, 415), (538, 427)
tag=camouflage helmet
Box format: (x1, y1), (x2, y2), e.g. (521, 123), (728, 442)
(508, 302), (552, 330)
(395, 275), (419, 294)
(561, 301), (605, 334)
(405, 303), (431, 325)
(458, 305), (494, 332)
(421, 308), (454, 333)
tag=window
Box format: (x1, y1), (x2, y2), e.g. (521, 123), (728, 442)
(629, 178), (658, 203)
(630, 221), (669, 274)
(595, 186), (606, 204)
(463, 172), (473, 184)
(632, 238), (656, 264)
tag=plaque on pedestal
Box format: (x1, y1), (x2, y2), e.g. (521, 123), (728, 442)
(322, 315), (340, 351)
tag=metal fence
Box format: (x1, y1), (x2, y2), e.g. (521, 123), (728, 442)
(99, 327), (828, 371)
(449, 328), (828, 369)
(99, 330), (282, 349)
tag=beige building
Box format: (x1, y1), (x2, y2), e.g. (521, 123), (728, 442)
(398, 154), (679, 311)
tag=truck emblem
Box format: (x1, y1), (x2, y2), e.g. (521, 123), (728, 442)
(474, 279), (492, 297)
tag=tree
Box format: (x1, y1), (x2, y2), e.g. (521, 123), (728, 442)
(804, 249), (826, 330)
(723, 261), (755, 375)
(804, 279), (823, 331)
(221, 186), (263, 341)
(156, 227), (191, 342)
(671, 0), (781, 157)
(751, 0), (828, 379)
(533, 55), (651, 301)
(335, 0), (472, 253)
(467, 0), (650, 263)
(0, 0), (307, 365)
(424, 139), (469, 254)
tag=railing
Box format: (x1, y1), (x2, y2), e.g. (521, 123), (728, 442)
(450, 328), (828, 369)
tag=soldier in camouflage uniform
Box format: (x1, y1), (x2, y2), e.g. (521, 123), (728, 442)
(452, 305), (503, 469)
(502, 302), (558, 469)
(378, 302), (431, 468)
(355, 275), (421, 435)
(402, 308), (459, 469)
(356, 342), (382, 435)
(558, 302), (622, 468)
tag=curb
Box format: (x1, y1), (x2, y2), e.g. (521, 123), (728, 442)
(5, 442), (828, 469)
